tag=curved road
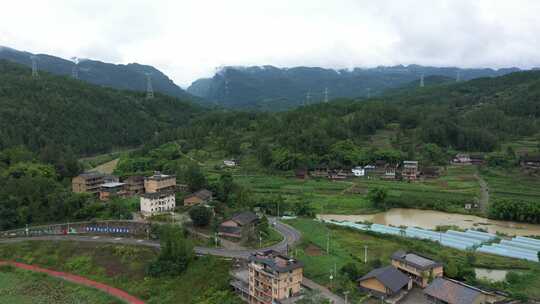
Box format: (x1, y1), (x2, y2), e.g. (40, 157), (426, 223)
(0, 219), (344, 303)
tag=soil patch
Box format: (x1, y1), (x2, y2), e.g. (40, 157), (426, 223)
(305, 244), (324, 256)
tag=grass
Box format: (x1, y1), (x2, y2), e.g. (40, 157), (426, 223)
(285, 218), (540, 300)
(79, 148), (137, 171)
(0, 266), (123, 304)
(0, 241), (241, 304)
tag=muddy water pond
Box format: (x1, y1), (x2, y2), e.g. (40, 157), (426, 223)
(474, 268), (509, 282)
(318, 208), (540, 236)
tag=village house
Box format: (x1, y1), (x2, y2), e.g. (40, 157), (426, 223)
(328, 168), (349, 181)
(144, 171), (176, 193)
(218, 211), (259, 239)
(224, 159), (237, 167)
(391, 251), (443, 288)
(247, 250), (304, 304)
(423, 277), (504, 304)
(294, 168), (309, 180)
(99, 182), (128, 201)
(520, 154), (540, 170)
(123, 175), (145, 195)
(452, 153), (471, 165)
(352, 166), (365, 177)
(421, 167), (441, 179)
(358, 265), (412, 299)
(310, 166), (329, 178)
(140, 190), (176, 216)
(72, 172), (106, 195)
(183, 189), (213, 206)
(402, 161), (419, 181)
(382, 163), (399, 180)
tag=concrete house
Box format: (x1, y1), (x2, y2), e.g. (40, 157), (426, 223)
(99, 182), (127, 201)
(358, 265), (412, 299)
(123, 175), (145, 195)
(218, 211), (259, 239)
(391, 251), (443, 288)
(402, 161), (419, 181)
(224, 159), (237, 167)
(144, 171), (176, 193)
(352, 166), (365, 177)
(520, 155), (540, 170)
(140, 190), (176, 216)
(453, 154), (472, 165)
(247, 250), (304, 304)
(183, 189), (213, 206)
(72, 172), (106, 195)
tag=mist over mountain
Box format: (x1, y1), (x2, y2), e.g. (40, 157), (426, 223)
(187, 65), (522, 110)
(0, 46), (194, 100)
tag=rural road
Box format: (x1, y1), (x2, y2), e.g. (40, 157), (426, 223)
(0, 218), (344, 304)
(475, 172), (490, 213)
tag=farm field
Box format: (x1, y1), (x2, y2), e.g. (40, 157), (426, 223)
(480, 168), (540, 202)
(233, 165), (480, 215)
(285, 218), (540, 301)
(0, 266), (122, 304)
(0, 241), (241, 304)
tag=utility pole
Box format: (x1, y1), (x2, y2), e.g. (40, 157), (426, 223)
(259, 232), (262, 248)
(146, 73), (154, 99)
(344, 291), (350, 304)
(327, 230), (330, 254)
(364, 245), (368, 264)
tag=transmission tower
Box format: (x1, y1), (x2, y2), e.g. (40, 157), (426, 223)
(456, 70), (461, 82)
(420, 74), (425, 88)
(31, 55), (38, 78)
(305, 90), (311, 106)
(324, 87), (329, 103)
(367, 88), (371, 98)
(71, 57), (79, 79)
(146, 73), (154, 99)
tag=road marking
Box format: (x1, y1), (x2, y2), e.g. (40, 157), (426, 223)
(92, 236), (100, 239)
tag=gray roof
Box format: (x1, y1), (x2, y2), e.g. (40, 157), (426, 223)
(101, 182), (125, 188)
(218, 225), (242, 235)
(358, 266), (409, 294)
(185, 189), (213, 201)
(78, 172), (105, 179)
(391, 251), (442, 271)
(232, 211), (259, 226)
(249, 250), (303, 273)
(424, 278), (482, 304)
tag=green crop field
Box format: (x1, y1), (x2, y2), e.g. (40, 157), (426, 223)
(0, 266), (122, 304)
(286, 218), (540, 301)
(0, 241), (241, 304)
(480, 168), (540, 202)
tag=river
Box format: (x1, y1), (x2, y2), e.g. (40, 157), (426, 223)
(318, 208), (540, 236)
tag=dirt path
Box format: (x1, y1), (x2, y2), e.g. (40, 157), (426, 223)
(92, 158), (119, 175)
(475, 172), (490, 214)
(0, 260), (145, 304)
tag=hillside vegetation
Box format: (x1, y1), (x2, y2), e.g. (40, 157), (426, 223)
(0, 60), (202, 161)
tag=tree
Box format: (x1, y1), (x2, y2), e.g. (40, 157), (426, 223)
(368, 187), (389, 210)
(217, 173), (234, 202)
(184, 163), (207, 192)
(445, 261), (458, 278)
(189, 205), (213, 227)
(340, 262), (360, 281)
(294, 198), (315, 217)
(147, 225), (194, 276)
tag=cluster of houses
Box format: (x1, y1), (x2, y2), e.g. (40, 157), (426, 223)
(358, 250), (507, 304)
(72, 171), (216, 217)
(296, 160), (435, 182)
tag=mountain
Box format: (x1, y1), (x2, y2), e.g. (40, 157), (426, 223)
(0, 59), (203, 157)
(0, 46), (194, 100)
(187, 65), (522, 110)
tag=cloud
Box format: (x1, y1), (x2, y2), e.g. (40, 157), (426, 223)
(1, 0), (540, 87)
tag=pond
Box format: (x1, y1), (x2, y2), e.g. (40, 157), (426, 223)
(318, 208), (540, 236)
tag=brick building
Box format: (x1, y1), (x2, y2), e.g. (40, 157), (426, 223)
(72, 172), (106, 195)
(144, 172), (176, 193)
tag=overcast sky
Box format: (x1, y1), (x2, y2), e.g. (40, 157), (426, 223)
(1, 0), (540, 87)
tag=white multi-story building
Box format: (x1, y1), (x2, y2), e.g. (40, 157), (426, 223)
(140, 190), (176, 216)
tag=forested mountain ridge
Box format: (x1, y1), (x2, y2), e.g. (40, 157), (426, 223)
(0, 45), (195, 100)
(0, 60), (203, 162)
(187, 64), (523, 110)
(143, 69), (540, 173)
